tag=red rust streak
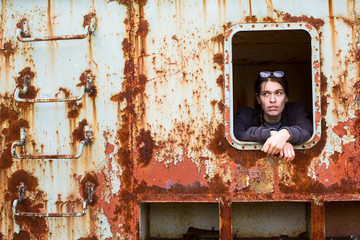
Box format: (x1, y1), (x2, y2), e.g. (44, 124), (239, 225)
(83, 12), (96, 29)
(15, 67), (39, 110)
(6, 170), (48, 239)
(110, 0), (138, 237)
(72, 119), (88, 142)
(0, 115), (29, 169)
(311, 202), (325, 239)
(219, 199), (232, 239)
(135, 0), (147, 6)
(136, 19), (149, 38)
(136, 129), (155, 167)
(77, 236), (98, 240)
(0, 41), (16, 57)
(245, 15), (257, 23)
(209, 123), (267, 169)
(213, 53), (224, 69)
(283, 13), (325, 31)
(12, 231), (31, 240)
(80, 173), (100, 207)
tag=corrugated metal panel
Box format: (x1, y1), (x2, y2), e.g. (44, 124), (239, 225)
(0, 0), (360, 239)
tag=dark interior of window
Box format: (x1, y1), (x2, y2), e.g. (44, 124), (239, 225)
(232, 30), (313, 122)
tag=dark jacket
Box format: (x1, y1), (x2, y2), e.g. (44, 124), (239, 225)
(234, 102), (313, 145)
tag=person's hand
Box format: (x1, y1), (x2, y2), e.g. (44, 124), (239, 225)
(280, 142), (295, 161)
(262, 129), (291, 155)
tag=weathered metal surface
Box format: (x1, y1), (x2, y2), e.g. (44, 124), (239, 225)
(1, 0), (360, 239)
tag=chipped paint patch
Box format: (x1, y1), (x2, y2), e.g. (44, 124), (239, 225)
(94, 208), (113, 239)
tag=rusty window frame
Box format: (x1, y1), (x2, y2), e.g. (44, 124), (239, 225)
(224, 23), (321, 150)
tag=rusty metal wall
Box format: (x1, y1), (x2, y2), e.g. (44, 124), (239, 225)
(1, 0), (360, 239)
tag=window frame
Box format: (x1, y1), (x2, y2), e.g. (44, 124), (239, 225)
(224, 23), (321, 150)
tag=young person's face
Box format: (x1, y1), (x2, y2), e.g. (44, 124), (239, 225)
(257, 80), (288, 123)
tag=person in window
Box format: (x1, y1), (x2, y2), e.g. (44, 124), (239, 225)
(234, 71), (313, 161)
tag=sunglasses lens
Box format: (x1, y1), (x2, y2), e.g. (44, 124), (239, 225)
(273, 71), (284, 77)
(260, 71), (271, 77)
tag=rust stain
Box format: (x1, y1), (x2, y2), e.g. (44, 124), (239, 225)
(0, 103), (29, 169)
(74, 65), (96, 98)
(0, 104), (21, 169)
(47, 0), (53, 37)
(72, 119), (88, 142)
(133, 74), (147, 98)
(80, 173), (99, 206)
(110, 0), (139, 236)
(222, 22), (232, 33)
(209, 123), (266, 169)
(15, 199), (49, 240)
(136, 129), (155, 167)
(0, 143), (13, 169)
(283, 13), (325, 31)
(134, 173), (229, 195)
(211, 99), (217, 109)
(320, 73), (328, 95)
(88, 85), (97, 98)
(213, 53), (224, 69)
(55, 194), (82, 214)
(111, 0), (131, 5)
(279, 120), (328, 194)
(219, 199), (232, 239)
(134, 0), (147, 6)
(58, 87), (71, 98)
(58, 88), (84, 118)
(77, 236), (98, 240)
(15, 67), (35, 89)
(15, 67), (38, 110)
(216, 74), (224, 88)
(6, 170), (38, 200)
(68, 100), (83, 119)
(16, 18), (29, 36)
(248, 0), (252, 16)
(6, 170), (48, 240)
(217, 101), (224, 114)
(262, 16), (276, 23)
(137, 19), (149, 38)
(212, 34), (224, 44)
(245, 15), (257, 23)
(83, 12), (96, 29)
(77, 70), (96, 96)
(0, 41), (16, 58)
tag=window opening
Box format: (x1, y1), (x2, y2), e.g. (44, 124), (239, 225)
(140, 202), (219, 240)
(224, 23), (321, 150)
(232, 202), (310, 239)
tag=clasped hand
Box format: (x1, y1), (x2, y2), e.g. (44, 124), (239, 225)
(261, 129), (295, 161)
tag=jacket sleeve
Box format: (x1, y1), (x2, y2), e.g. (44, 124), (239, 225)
(281, 102), (313, 145)
(234, 108), (271, 143)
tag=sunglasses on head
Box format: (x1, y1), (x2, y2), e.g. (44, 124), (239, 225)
(259, 71), (285, 78)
